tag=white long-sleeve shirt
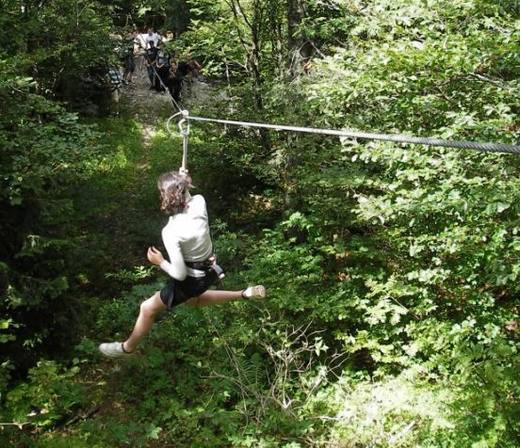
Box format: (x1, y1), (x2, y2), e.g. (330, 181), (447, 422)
(159, 194), (213, 281)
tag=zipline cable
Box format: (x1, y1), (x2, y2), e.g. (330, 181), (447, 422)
(186, 115), (520, 154)
(132, 28), (519, 156)
(150, 63), (183, 113)
(136, 19), (517, 158)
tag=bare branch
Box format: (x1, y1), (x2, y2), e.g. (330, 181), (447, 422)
(234, 0), (253, 30)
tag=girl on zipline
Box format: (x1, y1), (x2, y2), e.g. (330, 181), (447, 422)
(99, 170), (266, 358)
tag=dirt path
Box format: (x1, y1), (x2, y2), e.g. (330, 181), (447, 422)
(120, 54), (217, 125)
(122, 55), (172, 117)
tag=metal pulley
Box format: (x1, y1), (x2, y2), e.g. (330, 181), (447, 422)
(178, 110), (190, 172)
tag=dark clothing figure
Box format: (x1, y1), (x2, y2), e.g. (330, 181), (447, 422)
(183, 59), (203, 96)
(164, 59), (202, 102)
(176, 61), (191, 78)
(124, 54), (135, 74)
(169, 77), (183, 102)
(155, 51), (171, 92)
(122, 39), (136, 83)
(165, 62), (185, 102)
(145, 46), (159, 87)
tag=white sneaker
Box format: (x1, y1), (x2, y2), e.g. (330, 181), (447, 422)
(99, 342), (133, 359)
(242, 285), (266, 300)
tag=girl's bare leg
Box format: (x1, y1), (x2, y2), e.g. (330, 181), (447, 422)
(185, 289), (243, 307)
(123, 291), (166, 352)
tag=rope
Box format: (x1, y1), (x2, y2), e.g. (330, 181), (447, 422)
(150, 63), (183, 112)
(149, 59), (191, 173)
(137, 18), (517, 158)
(148, 57), (194, 172)
(187, 116), (520, 154)
(179, 111), (190, 171)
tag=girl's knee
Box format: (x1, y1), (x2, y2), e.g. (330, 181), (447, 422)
(140, 292), (164, 316)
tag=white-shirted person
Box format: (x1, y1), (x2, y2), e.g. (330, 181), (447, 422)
(144, 27), (161, 48)
(99, 170), (266, 358)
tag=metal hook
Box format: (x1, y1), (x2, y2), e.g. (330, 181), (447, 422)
(166, 111), (183, 135)
(166, 110), (190, 173)
(178, 110), (190, 136)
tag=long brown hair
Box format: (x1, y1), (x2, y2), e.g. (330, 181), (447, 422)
(157, 171), (193, 215)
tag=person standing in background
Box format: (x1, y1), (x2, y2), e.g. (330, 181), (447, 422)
(155, 48), (171, 92)
(145, 27), (162, 48)
(122, 31), (137, 84)
(145, 40), (159, 89)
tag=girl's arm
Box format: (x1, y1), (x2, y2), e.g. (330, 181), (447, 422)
(148, 243), (187, 280)
(160, 248), (187, 280)
(155, 231), (188, 280)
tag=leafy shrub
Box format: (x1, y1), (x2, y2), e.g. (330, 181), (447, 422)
(0, 73), (106, 379)
(3, 360), (87, 429)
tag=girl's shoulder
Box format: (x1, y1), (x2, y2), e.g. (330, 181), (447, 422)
(188, 194), (208, 216)
(191, 194), (206, 203)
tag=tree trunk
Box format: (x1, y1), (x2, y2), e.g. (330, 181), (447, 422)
(250, 0), (270, 153)
(287, 0), (312, 76)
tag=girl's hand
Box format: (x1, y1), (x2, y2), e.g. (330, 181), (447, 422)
(147, 246), (165, 265)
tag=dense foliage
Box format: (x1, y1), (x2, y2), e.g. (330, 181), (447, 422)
(1, 1), (519, 447)
(0, 0), (114, 386)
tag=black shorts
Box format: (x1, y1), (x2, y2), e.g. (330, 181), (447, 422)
(160, 268), (218, 309)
